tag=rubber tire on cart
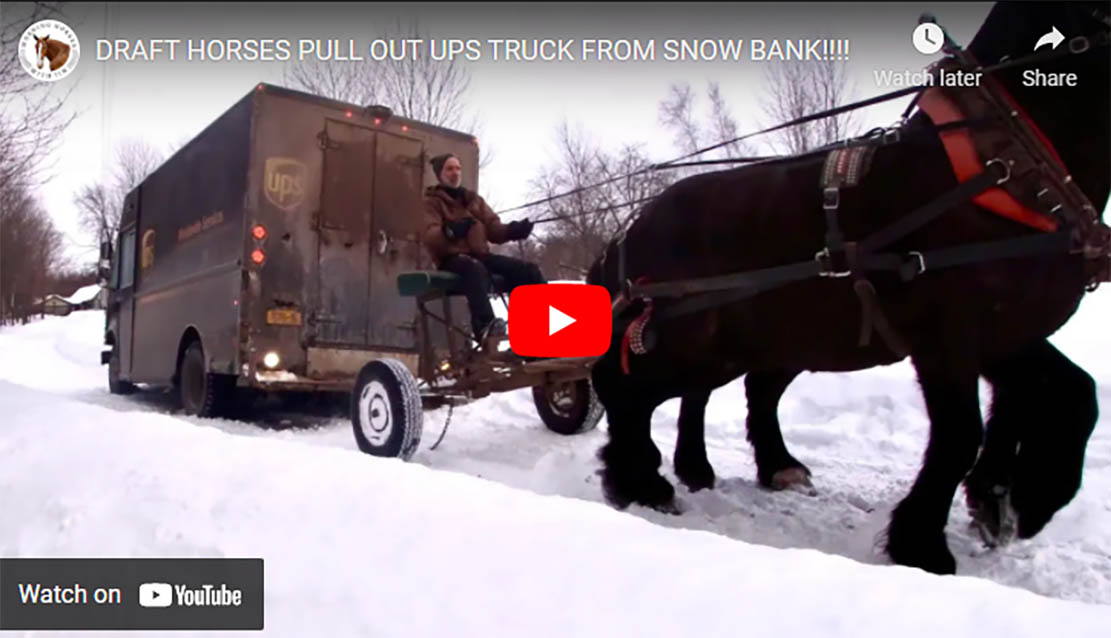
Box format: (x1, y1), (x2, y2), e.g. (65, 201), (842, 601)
(352, 359), (423, 460)
(108, 345), (136, 395)
(532, 378), (604, 435)
(178, 341), (235, 418)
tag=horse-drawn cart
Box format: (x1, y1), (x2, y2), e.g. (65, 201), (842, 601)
(350, 269), (603, 460)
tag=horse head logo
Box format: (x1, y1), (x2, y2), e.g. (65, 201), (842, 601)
(33, 34), (70, 71)
(20, 20), (79, 81)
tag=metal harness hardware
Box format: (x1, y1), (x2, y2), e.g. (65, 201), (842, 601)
(608, 12), (1110, 368)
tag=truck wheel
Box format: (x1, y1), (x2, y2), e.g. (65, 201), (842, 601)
(178, 341), (235, 418)
(352, 359), (423, 460)
(533, 378), (604, 435)
(108, 346), (135, 395)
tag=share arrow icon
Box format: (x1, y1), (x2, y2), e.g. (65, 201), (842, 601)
(1034, 26), (1065, 51)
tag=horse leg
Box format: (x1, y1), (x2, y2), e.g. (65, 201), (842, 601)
(968, 340), (1097, 543)
(886, 351), (982, 575)
(592, 356), (677, 513)
(745, 369), (811, 490)
(674, 389), (716, 492)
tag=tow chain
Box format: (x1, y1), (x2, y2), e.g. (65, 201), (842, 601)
(429, 402), (454, 451)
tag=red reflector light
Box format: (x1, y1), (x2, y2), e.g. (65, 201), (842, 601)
(251, 249), (266, 264)
(401, 125), (408, 132)
(252, 224), (267, 240)
(373, 118), (381, 125)
(345, 110), (352, 118)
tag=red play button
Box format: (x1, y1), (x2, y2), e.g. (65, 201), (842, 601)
(508, 284), (612, 357)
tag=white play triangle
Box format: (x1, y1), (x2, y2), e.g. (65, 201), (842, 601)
(548, 305), (576, 336)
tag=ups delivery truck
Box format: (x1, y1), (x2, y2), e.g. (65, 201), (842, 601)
(101, 83), (479, 416)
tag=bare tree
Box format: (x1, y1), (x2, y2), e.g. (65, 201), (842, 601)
(283, 56), (377, 107)
(73, 138), (164, 246)
(0, 184), (64, 324)
(1, 2), (78, 323)
(658, 81), (757, 178)
(523, 121), (674, 278)
(759, 58), (861, 155)
(282, 21), (492, 168)
(0, 2), (77, 195)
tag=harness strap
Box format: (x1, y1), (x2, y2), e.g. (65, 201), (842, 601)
(860, 165), (1006, 253)
(899, 230), (1073, 280)
(629, 260), (821, 299)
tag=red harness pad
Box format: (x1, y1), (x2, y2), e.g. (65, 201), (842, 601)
(918, 87), (1058, 232)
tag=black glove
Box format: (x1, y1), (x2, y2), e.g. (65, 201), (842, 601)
(443, 217), (475, 241)
(505, 219), (534, 241)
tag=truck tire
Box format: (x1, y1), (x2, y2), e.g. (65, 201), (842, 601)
(178, 341), (235, 418)
(108, 345), (136, 395)
(352, 359), (423, 460)
(533, 378), (604, 436)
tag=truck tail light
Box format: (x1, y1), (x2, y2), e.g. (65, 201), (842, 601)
(252, 224), (267, 240)
(251, 249), (266, 265)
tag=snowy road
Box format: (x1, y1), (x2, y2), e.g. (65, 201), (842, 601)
(2, 292), (1110, 635)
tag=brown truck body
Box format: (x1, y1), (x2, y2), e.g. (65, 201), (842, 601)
(103, 83), (477, 391)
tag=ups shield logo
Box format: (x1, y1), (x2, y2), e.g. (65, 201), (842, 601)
(264, 157), (307, 211)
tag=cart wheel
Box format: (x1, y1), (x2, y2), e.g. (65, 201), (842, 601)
(352, 359), (423, 460)
(532, 378), (604, 436)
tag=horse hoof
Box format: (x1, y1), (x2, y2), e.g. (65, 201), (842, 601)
(886, 517), (958, 575)
(651, 498), (686, 516)
(600, 469), (676, 512)
(770, 467), (813, 491)
(675, 457), (716, 492)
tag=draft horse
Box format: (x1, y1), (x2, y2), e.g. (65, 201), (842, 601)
(587, 1), (1111, 575)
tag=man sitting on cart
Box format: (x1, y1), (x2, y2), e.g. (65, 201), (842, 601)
(422, 152), (545, 342)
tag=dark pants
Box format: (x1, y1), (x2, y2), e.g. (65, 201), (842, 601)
(438, 253), (546, 336)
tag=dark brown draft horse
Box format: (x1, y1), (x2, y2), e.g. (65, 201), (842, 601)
(587, 1), (1110, 575)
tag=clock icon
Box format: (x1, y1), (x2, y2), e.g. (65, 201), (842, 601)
(912, 23), (944, 55)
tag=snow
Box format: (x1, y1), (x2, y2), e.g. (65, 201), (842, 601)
(62, 285), (103, 306)
(2, 292), (1111, 635)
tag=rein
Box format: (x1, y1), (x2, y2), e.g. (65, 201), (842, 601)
(612, 15), (1111, 342)
(505, 23), (1109, 225)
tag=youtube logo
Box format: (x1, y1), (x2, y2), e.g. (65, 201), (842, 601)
(508, 284), (612, 357)
(138, 582), (172, 608)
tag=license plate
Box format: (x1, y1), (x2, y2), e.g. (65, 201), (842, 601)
(266, 309), (302, 326)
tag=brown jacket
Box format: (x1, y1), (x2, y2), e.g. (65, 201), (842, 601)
(422, 185), (510, 264)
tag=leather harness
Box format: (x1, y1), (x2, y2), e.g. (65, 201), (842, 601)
(614, 20), (1111, 372)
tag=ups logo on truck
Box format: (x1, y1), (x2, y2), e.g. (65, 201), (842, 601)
(264, 157), (307, 211)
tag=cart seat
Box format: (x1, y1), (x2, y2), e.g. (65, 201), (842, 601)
(397, 271), (509, 298)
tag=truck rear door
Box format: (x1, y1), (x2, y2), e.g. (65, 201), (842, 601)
(368, 130), (424, 349)
(316, 119), (375, 345)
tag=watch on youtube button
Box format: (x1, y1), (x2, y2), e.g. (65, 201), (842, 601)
(508, 284), (611, 357)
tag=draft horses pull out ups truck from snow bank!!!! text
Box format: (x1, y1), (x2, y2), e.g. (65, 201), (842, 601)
(100, 83), (602, 457)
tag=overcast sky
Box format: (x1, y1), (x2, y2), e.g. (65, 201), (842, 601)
(5, 1), (1001, 265)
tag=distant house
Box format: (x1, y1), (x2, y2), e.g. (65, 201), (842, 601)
(34, 285), (106, 317)
(65, 284), (106, 311)
(40, 294), (73, 316)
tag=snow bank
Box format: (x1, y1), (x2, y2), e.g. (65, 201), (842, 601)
(1, 380), (1109, 638)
